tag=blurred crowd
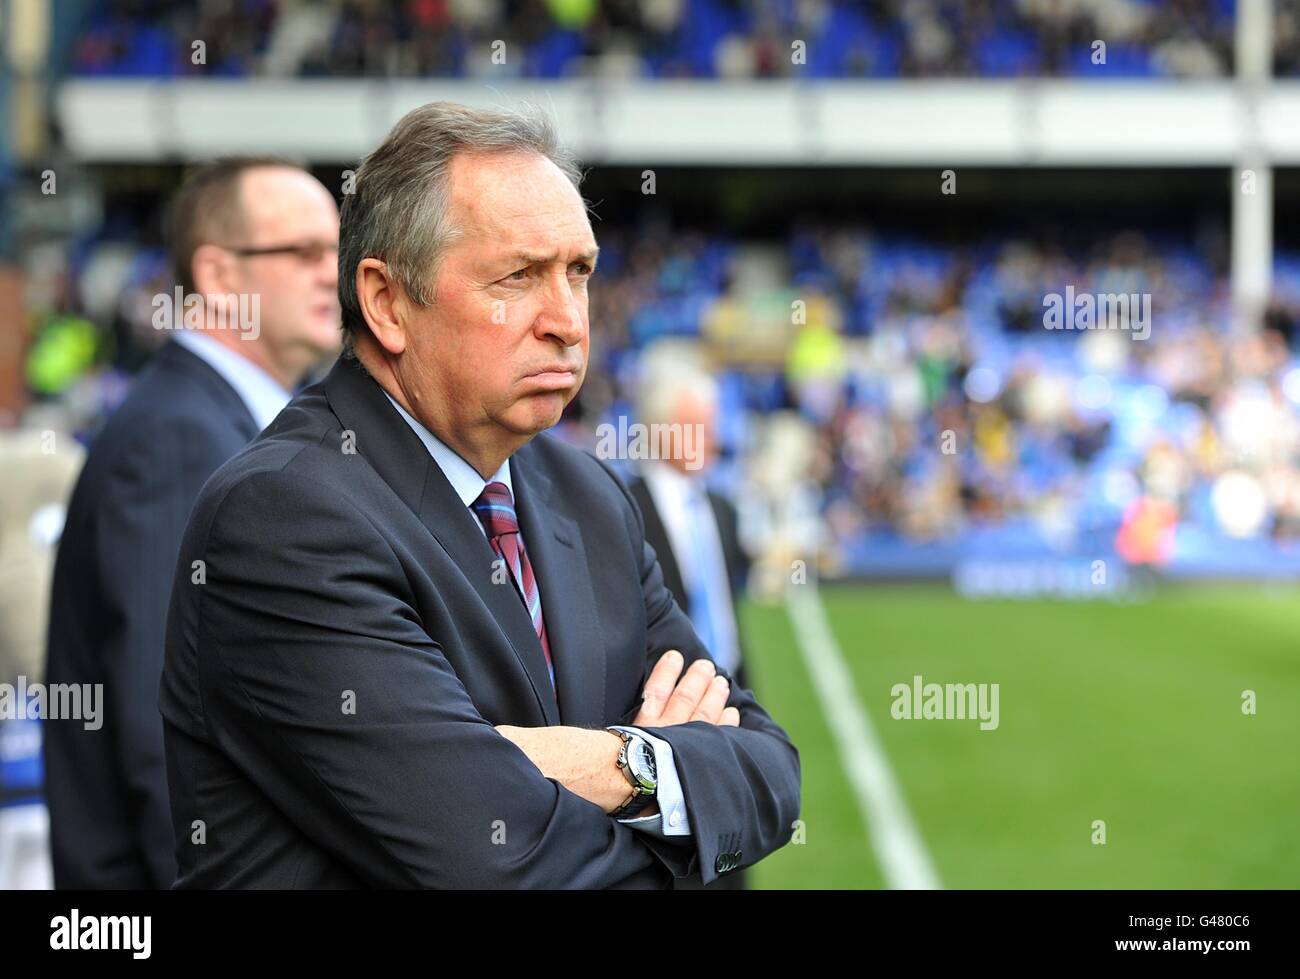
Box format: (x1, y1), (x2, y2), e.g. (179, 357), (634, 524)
(788, 234), (1300, 573)
(23, 204), (1300, 581)
(71, 0), (1238, 80)
(570, 222), (1300, 578)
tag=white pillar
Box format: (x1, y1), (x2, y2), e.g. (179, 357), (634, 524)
(1236, 0), (1273, 80)
(1232, 0), (1273, 330)
(1232, 159), (1272, 330)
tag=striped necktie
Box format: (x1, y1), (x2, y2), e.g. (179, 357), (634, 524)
(471, 481), (555, 690)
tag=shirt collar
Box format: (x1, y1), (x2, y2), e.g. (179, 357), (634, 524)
(644, 459), (701, 500)
(173, 330), (291, 431)
(382, 391), (512, 507)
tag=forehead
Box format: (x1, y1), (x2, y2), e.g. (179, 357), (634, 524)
(446, 150), (593, 253)
(238, 167), (338, 237)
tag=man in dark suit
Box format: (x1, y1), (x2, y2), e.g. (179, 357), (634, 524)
(626, 358), (756, 889)
(43, 158), (341, 888)
(161, 101), (800, 888)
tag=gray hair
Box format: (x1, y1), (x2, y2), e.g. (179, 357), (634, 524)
(637, 341), (719, 427)
(338, 100), (584, 345)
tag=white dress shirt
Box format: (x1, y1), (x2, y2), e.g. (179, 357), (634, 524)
(383, 393), (692, 840)
(172, 330), (292, 431)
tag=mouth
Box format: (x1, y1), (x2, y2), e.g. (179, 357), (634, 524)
(522, 365), (580, 390)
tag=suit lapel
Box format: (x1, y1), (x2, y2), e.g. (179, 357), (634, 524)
(511, 443), (606, 729)
(415, 463), (561, 726)
(322, 357), (560, 725)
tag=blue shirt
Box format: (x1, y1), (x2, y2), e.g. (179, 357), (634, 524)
(383, 393), (692, 840)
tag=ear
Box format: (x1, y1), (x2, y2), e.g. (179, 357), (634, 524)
(356, 258), (407, 356)
(191, 243), (238, 297)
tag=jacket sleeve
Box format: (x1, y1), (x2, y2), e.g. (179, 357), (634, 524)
(602, 461), (803, 886)
(179, 466), (689, 888)
(95, 420), (229, 888)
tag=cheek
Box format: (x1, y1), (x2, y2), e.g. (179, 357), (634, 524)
(252, 270), (302, 310)
(446, 286), (510, 344)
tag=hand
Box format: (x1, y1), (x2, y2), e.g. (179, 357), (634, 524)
(632, 649), (740, 728)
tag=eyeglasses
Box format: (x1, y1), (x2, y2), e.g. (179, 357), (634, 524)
(222, 241), (339, 264)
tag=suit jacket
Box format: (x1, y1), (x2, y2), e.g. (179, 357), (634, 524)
(44, 340), (260, 889)
(160, 354), (801, 889)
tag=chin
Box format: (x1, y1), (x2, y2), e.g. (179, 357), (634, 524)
(508, 399), (566, 436)
(311, 332), (345, 355)
(295, 318), (343, 352)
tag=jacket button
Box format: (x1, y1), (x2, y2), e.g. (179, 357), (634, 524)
(715, 853), (730, 874)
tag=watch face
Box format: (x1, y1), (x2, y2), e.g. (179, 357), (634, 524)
(631, 739), (657, 790)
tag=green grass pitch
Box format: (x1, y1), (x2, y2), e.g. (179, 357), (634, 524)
(741, 583), (1300, 889)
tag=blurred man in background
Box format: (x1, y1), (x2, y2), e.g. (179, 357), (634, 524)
(41, 157), (341, 888)
(627, 356), (754, 889)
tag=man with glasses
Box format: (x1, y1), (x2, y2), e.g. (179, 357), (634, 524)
(43, 157), (341, 889)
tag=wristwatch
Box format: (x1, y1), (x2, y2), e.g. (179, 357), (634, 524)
(607, 728), (658, 819)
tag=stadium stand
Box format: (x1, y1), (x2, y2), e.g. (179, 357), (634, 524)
(70, 0), (1236, 80)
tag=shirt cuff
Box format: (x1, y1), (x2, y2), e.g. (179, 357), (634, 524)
(607, 725), (692, 838)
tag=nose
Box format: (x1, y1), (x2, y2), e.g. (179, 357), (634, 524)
(535, 270), (586, 348)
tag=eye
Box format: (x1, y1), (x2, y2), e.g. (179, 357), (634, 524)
(571, 262), (594, 277)
(505, 267), (529, 282)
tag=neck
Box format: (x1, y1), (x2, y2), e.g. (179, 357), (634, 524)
(357, 341), (521, 481)
(195, 328), (295, 391)
(445, 431), (514, 482)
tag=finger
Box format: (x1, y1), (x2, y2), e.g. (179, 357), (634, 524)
(719, 707), (741, 727)
(636, 650), (684, 723)
(658, 657), (717, 725)
(691, 674), (731, 724)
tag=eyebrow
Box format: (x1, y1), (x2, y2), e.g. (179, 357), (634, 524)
(505, 246), (600, 267)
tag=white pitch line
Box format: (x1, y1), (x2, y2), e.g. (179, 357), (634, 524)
(785, 582), (942, 890)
